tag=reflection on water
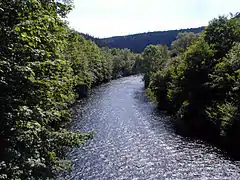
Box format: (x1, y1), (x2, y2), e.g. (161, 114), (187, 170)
(61, 76), (240, 180)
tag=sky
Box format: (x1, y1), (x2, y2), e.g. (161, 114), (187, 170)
(67, 0), (240, 38)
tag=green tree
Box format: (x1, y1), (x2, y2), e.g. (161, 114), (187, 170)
(0, 1), (89, 179)
(206, 43), (240, 140)
(204, 15), (240, 59)
(142, 45), (169, 87)
(171, 32), (199, 56)
(111, 48), (137, 78)
(145, 15), (240, 145)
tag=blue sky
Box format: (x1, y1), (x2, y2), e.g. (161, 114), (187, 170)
(67, 0), (240, 38)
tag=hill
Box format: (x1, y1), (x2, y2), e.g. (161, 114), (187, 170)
(99, 27), (204, 53)
(81, 27), (205, 53)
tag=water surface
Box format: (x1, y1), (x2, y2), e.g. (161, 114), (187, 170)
(62, 76), (240, 179)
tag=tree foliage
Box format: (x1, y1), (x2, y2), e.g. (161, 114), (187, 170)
(0, 1), (139, 179)
(111, 48), (138, 79)
(143, 15), (240, 155)
(100, 27), (204, 53)
(142, 45), (169, 87)
(171, 32), (199, 56)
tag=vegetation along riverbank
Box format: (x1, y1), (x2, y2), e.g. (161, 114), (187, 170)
(143, 13), (240, 158)
(0, 1), (139, 179)
(1, 0), (239, 179)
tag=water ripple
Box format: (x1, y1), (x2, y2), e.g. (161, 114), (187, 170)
(61, 76), (240, 180)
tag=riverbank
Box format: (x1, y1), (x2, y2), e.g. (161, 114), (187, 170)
(61, 76), (240, 179)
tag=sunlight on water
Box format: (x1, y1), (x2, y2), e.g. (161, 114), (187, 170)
(61, 76), (240, 180)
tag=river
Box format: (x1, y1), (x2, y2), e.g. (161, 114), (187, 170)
(61, 75), (240, 179)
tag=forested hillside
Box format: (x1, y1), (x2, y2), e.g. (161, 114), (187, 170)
(142, 13), (240, 157)
(99, 27), (204, 53)
(1, 0), (240, 179)
(0, 1), (138, 179)
(80, 33), (105, 47)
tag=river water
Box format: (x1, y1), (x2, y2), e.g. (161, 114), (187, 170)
(61, 76), (240, 179)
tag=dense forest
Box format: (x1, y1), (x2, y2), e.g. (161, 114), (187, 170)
(142, 13), (240, 157)
(1, 0), (240, 179)
(99, 27), (204, 53)
(0, 1), (138, 179)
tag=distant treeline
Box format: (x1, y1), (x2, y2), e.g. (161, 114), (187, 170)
(0, 1), (139, 179)
(82, 27), (204, 53)
(141, 13), (240, 157)
(1, 1), (238, 179)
